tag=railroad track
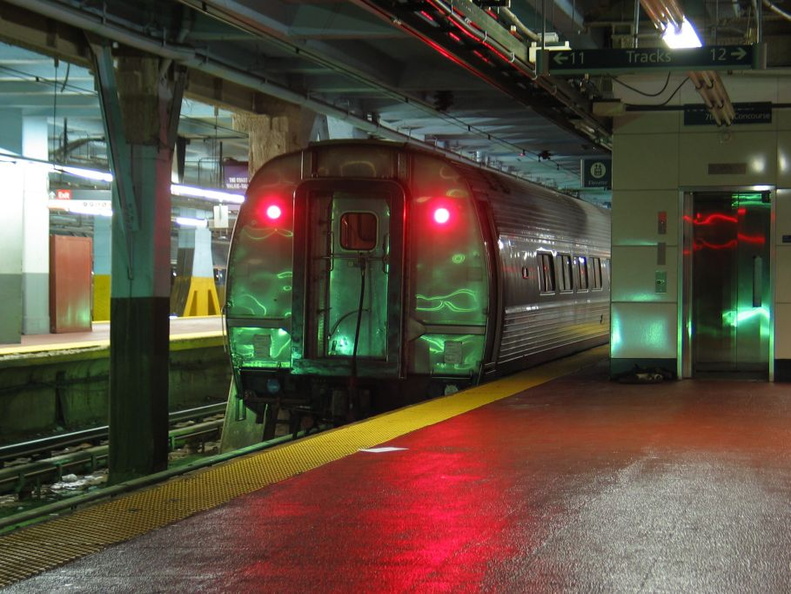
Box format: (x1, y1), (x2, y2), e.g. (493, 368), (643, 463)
(0, 403), (226, 498)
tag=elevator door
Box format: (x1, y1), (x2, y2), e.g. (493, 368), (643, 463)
(687, 191), (771, 378)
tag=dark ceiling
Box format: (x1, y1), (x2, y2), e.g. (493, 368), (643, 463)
(0, 0), (789, 206)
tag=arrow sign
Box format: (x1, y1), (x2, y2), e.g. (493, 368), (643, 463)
(541, 44), (760, 74)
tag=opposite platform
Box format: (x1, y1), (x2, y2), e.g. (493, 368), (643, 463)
(3, 345), (791, 592)
(0, 316), (224, 358)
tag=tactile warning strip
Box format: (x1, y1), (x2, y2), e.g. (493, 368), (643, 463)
(0, 346), (605, 587)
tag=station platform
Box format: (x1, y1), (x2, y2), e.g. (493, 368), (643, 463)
(0, 316), (224, 358)
(2, 345), (791, 592)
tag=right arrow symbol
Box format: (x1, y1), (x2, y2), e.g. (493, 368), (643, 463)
(731, 47), (747, 60)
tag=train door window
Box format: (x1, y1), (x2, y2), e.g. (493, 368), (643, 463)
(538, 253), (555, 293)
(576, 256), (589, 291)
(558, 254), (574, 292)
(340, 212), (377, 250)
(590, 257), (603, 290)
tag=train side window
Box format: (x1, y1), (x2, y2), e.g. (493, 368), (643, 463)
(340, 212), (378, 250)
(576, 256), (589, 291)
(558, 254), (573, 292)
(538, 253), (555, 293)
(591, 257), (603, 290)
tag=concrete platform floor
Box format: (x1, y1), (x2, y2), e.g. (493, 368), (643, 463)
(5, 356), (791, 592)
(0, 316), (223, 354)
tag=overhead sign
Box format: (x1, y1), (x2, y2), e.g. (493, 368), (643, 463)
(581, 157), (612, 189)
(684, 102), (772, 126)
(543, 45), (758, 74)
(48, 189), (112, 216)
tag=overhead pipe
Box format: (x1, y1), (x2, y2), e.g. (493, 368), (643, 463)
(423, 0), (539, 80)
(763, 0), (791, 21)
(640, 0), (736, 126)
(418, 0), (610, 144)
(499, 7), (541, 43)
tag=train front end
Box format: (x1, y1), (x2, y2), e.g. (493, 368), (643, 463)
(223, 142), (492, 442)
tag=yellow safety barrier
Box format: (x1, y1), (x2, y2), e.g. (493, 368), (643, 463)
(91, 274), (111, 322)
(171, 276), (221, 317)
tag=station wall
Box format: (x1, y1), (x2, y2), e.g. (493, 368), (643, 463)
(611, 106), (791, 379)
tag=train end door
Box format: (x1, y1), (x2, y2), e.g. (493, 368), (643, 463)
(291, 180), (405, 379)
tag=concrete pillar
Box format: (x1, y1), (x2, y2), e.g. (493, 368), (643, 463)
(0, 160), (24, 344)
(326, 114), (364, 139)
(90, 38), (185, 483)
(0, 112), (51, 339)
(232, 105), (315, 178)
(171, 209), (220, 316)
(21, 117), (51, 335)
(0, 109), (23, 152)
(92, 215), (112, 321)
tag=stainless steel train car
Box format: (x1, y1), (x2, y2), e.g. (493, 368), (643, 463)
(224, 140), (610, 438)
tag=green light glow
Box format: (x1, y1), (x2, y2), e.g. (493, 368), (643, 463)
(416, 289), (480, 313)
(451, 254), (466, 264)
(416, 333), (484, 375)
(731, 193), (763, 204)
(722, 307), (770, 327)
(229, 327), (292, 368)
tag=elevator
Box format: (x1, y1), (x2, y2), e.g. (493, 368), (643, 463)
(682, 189), (773, 379)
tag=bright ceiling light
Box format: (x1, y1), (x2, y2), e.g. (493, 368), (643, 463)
(662, 17), (702, 49)
(175, 216), (209, 227)
(54, 165), (115, 182)
(171, 183), (245, 203)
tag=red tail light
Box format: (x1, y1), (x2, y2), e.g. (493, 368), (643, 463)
(265, 204), (283, 221)
(255, 197), (290, 226)
(433, 207), (451, 225)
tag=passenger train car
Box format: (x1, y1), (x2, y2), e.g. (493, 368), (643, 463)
(223, 140), (610, 440)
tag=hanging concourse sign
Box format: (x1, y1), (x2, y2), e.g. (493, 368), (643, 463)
(541, 45), (759, 75)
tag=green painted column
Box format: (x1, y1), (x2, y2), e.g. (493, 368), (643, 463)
(91, 40), (185, 483)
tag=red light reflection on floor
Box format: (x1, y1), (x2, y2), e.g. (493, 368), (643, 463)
(224, 415), (523, 591)
(159, 367), (791, 592)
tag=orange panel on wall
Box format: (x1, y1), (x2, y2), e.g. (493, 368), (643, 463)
(50, 235), (93, 333)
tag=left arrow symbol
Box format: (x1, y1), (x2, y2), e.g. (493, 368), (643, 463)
(553, 53), (569, 65)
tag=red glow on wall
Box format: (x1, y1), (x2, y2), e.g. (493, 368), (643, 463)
(693, 213), (738, 226)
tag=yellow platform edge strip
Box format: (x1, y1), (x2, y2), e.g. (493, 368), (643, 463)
(0, 346), (606, 587)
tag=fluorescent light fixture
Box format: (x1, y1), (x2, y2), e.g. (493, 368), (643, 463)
(175, 216), (209, 227)
(171, 183), (245, 204)
(54, 165), (115, 183)
(662, 17), (702, 48)
(42, 159), (247, 204)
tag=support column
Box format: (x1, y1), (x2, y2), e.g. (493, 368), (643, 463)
(91, 38), (185, 483)
(0, 160), (24, 343)
(171, 209), (220, 317)
(0, 112), (52, 341)
(21, 117), (51, 335)
(0, 109), (24, 344)
(231, 104), (315, 177)
(92, 215), (112, 321)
